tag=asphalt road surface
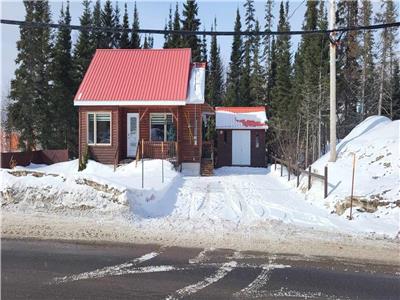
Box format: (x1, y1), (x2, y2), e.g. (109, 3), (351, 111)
(2, 239), (399, 299)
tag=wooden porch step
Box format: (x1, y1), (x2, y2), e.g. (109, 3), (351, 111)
(201, 159), (214, 176)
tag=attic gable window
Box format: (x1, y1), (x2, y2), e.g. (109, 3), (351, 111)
(87, 112), (111, 145)
(150, 113), (176, 142)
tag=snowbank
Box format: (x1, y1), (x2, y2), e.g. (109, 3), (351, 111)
(1, 159), (179, 219)
(298, 116), (399, 233)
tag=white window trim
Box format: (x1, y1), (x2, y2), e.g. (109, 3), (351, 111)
(87, 112), (112, 146)
(149, 113), (174, 142)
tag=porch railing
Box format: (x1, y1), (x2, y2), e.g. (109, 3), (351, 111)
(141, 141), (178, 162)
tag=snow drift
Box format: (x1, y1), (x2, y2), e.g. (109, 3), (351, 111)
(299, 116), (399, 231)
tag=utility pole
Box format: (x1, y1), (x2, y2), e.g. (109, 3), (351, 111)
(329, 0), (337, 162)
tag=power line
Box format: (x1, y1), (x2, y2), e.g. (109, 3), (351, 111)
(1, 19), (399, 36)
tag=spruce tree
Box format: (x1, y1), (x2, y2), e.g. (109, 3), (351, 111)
(120, 3), (130, 49)
(73, 0), (93, 85)
(391, 60), (400, 120)
(130, 1), (141, 48)
(92, 0), (103, 49)
(225, 8), (243, 106)
(206, 19), (224, 107)
(31, 0), (53, 149)
(200, 28), (207, 62)
(264, 0), (274, 102)
(7, 1), (37, 150)
(359, 0), (375, 119)
(181, 0), (201, 61)
(250, 20), (265, 105)
(100, 0), (114, 48)
(336, 0), (361, 137)
(240, 0), (256, 105)
(113, 2), (121, 48)
(171, 2), (182, 48)
(51, 1), (75, 151)
(271, 2), (292, 124)
(163, 5), (173, 48)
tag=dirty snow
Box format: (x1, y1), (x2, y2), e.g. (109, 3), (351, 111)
(1, 116), (399, 259)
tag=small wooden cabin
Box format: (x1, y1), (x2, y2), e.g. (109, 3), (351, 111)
(215, 107), (268, 167)
(74, 48), (213, 175)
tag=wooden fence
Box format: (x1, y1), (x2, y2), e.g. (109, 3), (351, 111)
(271, 155), (328, 199)
(1, 149), (69, 169)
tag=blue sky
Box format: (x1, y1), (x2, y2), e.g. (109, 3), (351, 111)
(1, 0), (309, 98)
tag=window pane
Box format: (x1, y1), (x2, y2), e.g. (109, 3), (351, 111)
(151, 124), (164, 141)
(96, 113), (111, 144)
(166, 115), (176, 141)
(88, 114), (94, 144)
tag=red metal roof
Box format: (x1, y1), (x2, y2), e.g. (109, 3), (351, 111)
(215, 107), (266, 113)
(74, 48), (192, 102)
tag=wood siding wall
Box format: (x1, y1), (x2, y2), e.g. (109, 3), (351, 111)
(216, 129), (266, 167)
(79, 104), (209, 165)
(79, 107), (120, 165)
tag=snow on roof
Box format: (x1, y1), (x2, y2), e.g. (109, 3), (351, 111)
(215, 107), (268, 130)
(74, 49), (206, 106)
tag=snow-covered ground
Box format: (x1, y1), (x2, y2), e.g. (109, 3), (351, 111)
(1, 116), (399, 261)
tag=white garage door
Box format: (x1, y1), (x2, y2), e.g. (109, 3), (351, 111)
(232, 130), (251, 165)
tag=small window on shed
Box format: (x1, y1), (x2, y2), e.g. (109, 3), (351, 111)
(256, 133), (260, 148)
(223, 131), (227, 144)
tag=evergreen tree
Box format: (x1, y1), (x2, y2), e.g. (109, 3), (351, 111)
(73, 0), (93, 85)
(51, 1), (75, 151)
(359, 0), (375, 119)
(120, 3), (130, 49)
(143, 34), (154, 49)
(181, 0), (201, 61)
(264, 0), (274, 102)
(250, 20), (265, 105)
(206, 19), (224, 106)
(171, 2), (182, 48)
(336, 0), (361, 137)
(92, 0), (103, 49)
(163, 5), (173, 48)
(225, 8), (243, 106)
(130, 1), (141, 48)
(200, 28), (207, 62)
(271, 1), (292, 121)
(113, 2), (121, 48)
(100, 0), (114, 48)
(240, 0), (256, 105)
(30, 0), (53, 148)
(7, 1), (38, 150)
(391, 60), (400, 120)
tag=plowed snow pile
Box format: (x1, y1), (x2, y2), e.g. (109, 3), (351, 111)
(298, 116), (399, 233)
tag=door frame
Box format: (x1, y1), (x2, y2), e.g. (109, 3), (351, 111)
(127, 112), (139, 157)
(231, 130), (251, 166)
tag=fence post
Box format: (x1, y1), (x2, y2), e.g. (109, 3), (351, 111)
(288, 158), (291, 181)
(162, 142), (164, 184)
(349, 153), (356, 220)
(324, 165), (328, 198)
(274, 157), (277, 170)
(296, 165), (300, 187)
(308, 166), (311, 190)
(141, 139), (144, 189)
(280, 159), (283, 177)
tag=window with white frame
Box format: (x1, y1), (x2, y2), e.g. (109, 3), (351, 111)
(150, 113), (176, 141)
(87, 112), (111, 145)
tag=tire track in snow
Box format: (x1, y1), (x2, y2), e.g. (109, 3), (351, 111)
(165, 261), (237, 299)
(51, 250), (161, 284)
(233, 262), (290, 298)
(188, 248), (215, 264)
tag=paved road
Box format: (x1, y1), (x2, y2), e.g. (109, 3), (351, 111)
(2, 239), (399, 299)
